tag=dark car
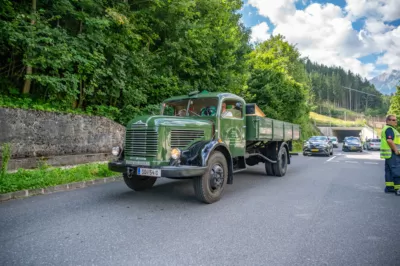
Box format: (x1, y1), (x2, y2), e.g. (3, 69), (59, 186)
(303, 136), (333, 156)
(342, 137), (362, 152)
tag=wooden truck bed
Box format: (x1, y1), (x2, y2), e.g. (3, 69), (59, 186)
(245, 104), (300, 141)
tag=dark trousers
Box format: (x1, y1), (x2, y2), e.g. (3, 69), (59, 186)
(385, 155), (400, 190)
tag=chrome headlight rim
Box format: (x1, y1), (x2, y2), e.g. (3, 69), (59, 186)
(112, 146), (122, 156)
(170, 148), (182, 160)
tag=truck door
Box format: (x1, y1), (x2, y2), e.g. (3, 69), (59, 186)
(219, 99), (246, 158)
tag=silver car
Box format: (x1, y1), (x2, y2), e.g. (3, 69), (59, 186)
(328, 136), (339, 148)
(366, 138), (381, 150)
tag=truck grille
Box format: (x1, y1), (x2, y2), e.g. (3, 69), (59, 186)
(171, 130), (204, 149)
(125, 128), (158, 157)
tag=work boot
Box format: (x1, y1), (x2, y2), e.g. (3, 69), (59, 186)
(385, 187), (395, 193)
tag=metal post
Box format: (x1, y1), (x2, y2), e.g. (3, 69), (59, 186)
(349, 89), (351, 111)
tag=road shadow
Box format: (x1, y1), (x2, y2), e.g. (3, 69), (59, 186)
(100, 164), (280, 206)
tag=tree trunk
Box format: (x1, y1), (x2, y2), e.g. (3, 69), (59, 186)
(78, 80), (84, 108)
(22, 0), (37, 94)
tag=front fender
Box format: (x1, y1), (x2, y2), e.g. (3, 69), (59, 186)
(182, 140), (234, 184)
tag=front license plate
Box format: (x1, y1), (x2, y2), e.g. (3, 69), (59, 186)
(311, 149), (319, 152)
(137, 168), (161, 177)
(126, 160), (150, 166)
(351, 147), (355, 150)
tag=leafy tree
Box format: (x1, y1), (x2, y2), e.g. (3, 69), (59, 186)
(388, 86), (400, 116)
(247, 35), (310, 123)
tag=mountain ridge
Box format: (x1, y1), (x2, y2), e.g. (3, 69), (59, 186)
(370, 70), (400, 95)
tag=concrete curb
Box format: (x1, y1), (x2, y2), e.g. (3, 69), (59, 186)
(0, 176), (122, 203)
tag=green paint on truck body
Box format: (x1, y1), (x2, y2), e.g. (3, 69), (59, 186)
(114, 91), (300, 170)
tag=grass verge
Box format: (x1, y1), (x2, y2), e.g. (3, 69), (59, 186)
(310, 112), (365, 127)
(0, 163), (116, 194)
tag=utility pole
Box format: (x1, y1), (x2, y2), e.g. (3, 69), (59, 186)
(342, 86), (376, 112)
(349, 89), (351, 111)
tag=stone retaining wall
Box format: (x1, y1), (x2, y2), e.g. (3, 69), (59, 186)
(0, 108), (125, 170)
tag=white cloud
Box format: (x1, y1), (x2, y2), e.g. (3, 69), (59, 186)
(271, 3), (374, 77)
(376, 27), (400, 71)
(251, 22), (271, 43)
(345, 0), (400, 22)
(364, 18), (394, 34)
(248, 0), (400, 79)
(248, 0), (297, 24)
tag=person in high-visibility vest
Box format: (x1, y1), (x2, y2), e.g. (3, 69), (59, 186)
(380, 115), (400, 195)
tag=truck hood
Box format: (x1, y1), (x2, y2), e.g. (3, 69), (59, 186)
(127, 115), (214, 128)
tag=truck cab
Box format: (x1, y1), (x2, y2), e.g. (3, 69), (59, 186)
(109, 91), (300, 203)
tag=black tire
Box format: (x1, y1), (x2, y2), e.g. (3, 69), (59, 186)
(193, 151), (228, 204)
(272, 147), (288, 177)
(123, 173), (157, 191)
(265, 161), (275, 176)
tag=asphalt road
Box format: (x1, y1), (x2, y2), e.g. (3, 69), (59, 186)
(1, 146), (400, 266)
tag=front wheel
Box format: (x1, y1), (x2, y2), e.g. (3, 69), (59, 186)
(193, 151), (228, 204)
(123, 173), (157, 191)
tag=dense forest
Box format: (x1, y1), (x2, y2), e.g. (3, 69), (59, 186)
(305, 60), (388, 116)
(0, 0), (388, 138)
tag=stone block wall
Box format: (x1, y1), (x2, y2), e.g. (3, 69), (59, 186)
(0, 108), (125, 170)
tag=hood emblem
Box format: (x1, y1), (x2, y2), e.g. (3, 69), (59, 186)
(133, 120), (146, 126)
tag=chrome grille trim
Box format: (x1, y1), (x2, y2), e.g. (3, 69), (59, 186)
(125, 128), (158, 157)
(171, 130), (204, 149)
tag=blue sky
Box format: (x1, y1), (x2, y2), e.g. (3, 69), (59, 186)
(240, 0), (400, 79)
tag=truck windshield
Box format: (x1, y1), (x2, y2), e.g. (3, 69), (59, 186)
(162, 98), (219, 117)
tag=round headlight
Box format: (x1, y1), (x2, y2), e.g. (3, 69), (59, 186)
(112, 146), (121, 156)
(170, 148), (181, 160)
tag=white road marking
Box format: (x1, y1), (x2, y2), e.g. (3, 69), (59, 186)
(345, 161), (359, 164)
(326, 156), (336, 162)
(364, 162), (379, 165)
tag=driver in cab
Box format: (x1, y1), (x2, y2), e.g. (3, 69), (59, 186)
(221, 102), (233, 117)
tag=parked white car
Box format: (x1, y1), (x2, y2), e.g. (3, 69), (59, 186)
(365, 138), (381, 151)
(328, 136), (339, 148)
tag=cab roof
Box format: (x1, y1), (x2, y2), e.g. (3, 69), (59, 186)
(163, 91), (245, 103)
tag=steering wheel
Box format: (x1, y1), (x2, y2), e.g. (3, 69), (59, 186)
(177, 109), (187, 116)
(200, 106), (216, 116)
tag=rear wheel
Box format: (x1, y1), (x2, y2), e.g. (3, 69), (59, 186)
(272, 147), (288, 177)
(193, 151), (228, 204)
(265, 161), (275, 176)
(123, 173), (157, 191)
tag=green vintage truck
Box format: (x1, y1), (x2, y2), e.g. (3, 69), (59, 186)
(109, 91), (300, 203)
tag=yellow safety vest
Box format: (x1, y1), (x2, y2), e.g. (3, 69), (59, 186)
(380, 125), (400, 159)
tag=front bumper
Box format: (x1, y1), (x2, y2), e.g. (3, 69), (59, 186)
(108, 161), (207, 179)
(303, 147), (330, 155)
(342, 146), (362, 152)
